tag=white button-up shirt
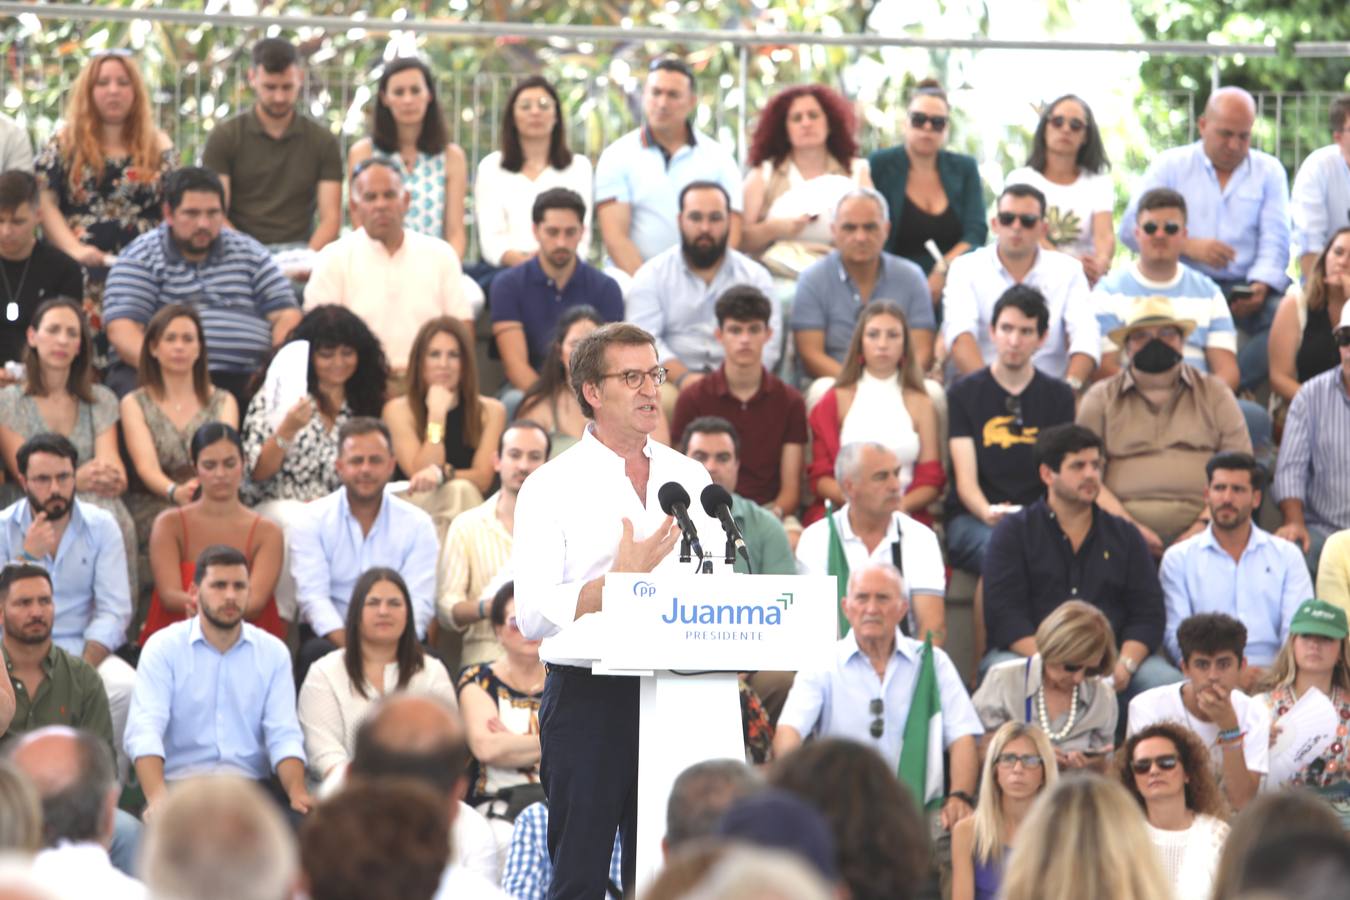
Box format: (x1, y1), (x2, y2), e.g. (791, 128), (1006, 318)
(304, 226), (470, 367)
(513, 425), (722, 666)
(795, 505), (946, 603)
(943, 244), (1100, 377)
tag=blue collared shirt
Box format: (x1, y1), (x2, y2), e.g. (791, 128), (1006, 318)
(289, 488), (439, 639)
(777, 628), (983, 771)
(124, 617), (305, 781)
(1273, 366), (1350, 534)
(1160, 524), (1311, 667)
(791, 249), (936, 365)
(626, 244), (779, 372)
(500, 801), (622, 900)
(594, 125), (744, 264)
(1119, 142), (1291, 291)
(0, 498), (130, 654)
(1291, 144), (1350, 257)
(488, 257), (624, 369)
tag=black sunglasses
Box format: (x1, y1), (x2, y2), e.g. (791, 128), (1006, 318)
(1141, 221), (1182, 236)
(909, 111), (948, 131)
(1004, 396), (1024, 434)
(1131, 754), (1181, 775)
(997, 212), (1041, 229)
(1335, 331), (1350, 347)
(1048, 114), (1086, 132)
(869, 698), (884, 739)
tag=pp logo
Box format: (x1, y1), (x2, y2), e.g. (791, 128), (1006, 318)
(632, 581), (657, 598)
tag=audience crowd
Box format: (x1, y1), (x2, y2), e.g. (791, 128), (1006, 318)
(3, 37), (1350, 900)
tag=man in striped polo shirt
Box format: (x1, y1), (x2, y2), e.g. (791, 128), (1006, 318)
(102, 167), (302, 404)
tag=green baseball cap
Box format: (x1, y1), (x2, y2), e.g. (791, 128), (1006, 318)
(1289, 599), (1349, 640)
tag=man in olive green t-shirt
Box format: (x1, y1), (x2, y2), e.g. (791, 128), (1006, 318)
(202, 37), (342, 250)
(0, 562), (113, 758)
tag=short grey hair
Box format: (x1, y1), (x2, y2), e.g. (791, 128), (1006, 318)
(833, 186), (891, 223)
(834, 441), (893, 490)
(845, 561), (905, 598)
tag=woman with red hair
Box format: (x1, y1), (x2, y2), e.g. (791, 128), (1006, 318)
(741, 84), (871, 278)
(36, 52), (174, 316)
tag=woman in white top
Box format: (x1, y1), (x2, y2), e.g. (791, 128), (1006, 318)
(1120, 721), (1230, 900)
(298, 567), (456, 781)
(1005, 94), (1114, 284)
(741, 84), (871, 277)
(806, 300), (942, 525)
(474, 76), (593, 269)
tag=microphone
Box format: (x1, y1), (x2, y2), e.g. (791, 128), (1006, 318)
(658, 481), (703, 560)
(700, 484), (749, 565)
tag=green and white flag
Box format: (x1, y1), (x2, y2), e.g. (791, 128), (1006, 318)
(898, 633), (944, 811)
(825, 500), (850, 638)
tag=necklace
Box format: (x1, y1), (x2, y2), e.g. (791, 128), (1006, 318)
(1036, 682), (1079, 742)
(0, 253), (33, 317)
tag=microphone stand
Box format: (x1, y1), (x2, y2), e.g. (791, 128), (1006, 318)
(679, 535), (692, 564)
(723, 536), (736, 567)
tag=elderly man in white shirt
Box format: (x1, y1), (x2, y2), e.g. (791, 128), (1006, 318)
(305, 158), (473, 372)
(944, 183), (1100, 392)
(513, 321), (721, 900)
(774, 562), (983, 831)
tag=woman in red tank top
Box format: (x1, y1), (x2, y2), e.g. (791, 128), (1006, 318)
(142, 422), (286, 643)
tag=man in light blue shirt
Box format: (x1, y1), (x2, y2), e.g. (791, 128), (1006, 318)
(0, 434), (135, 770)
(288, 417), (438, 681)
(594, 57), (743, 278)
(1291, 95), (1350, 278)
(1118, 87), (1291, 392)
(125, 544), (311, 820)
(773, 562), (982, 831)
(1161, 452), (1310, 686)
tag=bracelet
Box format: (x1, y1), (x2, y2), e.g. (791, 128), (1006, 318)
(20, 549), (40, 562)
(274, 433), (291, 452)
(1217, 727), (1244, 743)
(946, 790), (975, 806)
(477, 598), (487, 620)
(426, 422), (445, 445)
(166, 483), (177, 502)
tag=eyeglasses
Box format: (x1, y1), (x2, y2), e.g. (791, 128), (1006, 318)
(1048, 114), (1086, 132)
(908, 111), (948, 132)
(1126, 326), (1183, 345)
(1335, 331), (1350, 347)
(997, 212), (1041, 229)
(1130, 754), (1181, 775)
(869, 698), (884, 739)
(515, 97), (555, 113)
(995, 752), (1044, 770)
(1141, 221), (1182, 236)
(599, 367), (668, 389)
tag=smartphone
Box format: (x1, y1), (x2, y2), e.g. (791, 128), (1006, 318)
(1228, 285), (1255, 304)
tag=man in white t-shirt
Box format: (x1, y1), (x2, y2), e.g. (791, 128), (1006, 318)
(795, 442), (946, 645)
(1127, 612), (1269, 812)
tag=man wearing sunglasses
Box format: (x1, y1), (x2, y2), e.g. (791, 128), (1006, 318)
(1272, 303), (1350, 573)
(1127, 613), (1269, 812)
(944, 184), (1099, 389)
(1118, 86), (1290, 395)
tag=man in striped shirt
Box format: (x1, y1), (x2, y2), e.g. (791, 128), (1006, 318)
(102, 167), (301, 404)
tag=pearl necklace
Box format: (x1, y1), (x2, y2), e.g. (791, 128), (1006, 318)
(1036, 682), (1079, 742)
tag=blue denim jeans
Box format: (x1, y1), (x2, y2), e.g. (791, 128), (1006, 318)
(946, 512), (994, 574)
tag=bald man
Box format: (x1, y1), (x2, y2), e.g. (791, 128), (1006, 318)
(9, 727), (146, 899)
(1119, 86), (1290, 394)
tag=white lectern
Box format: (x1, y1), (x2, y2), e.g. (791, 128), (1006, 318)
(592, 572), (837, 892)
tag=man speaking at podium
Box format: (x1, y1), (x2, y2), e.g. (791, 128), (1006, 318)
(513, 322), (721, 900)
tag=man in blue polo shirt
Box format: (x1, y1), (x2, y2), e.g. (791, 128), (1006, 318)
(490, 187), (624, 401)
(594, 57), (743, 281)
(102, 167), (302, 403)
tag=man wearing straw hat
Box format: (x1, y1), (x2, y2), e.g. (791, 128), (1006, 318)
(1077, 294), (1251, 555)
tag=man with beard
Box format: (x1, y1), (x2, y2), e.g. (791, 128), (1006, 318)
(125, 544), (311, 821)
(1077, 295), (1251, 554)
(304, 158), (471, 379)
(627, 180), (775, 415)
(202, 37), (342, 251)
(102, 166), (301, 402)
(0, 434), (132, 765)
(490, 188), (624, 399)
(0, 562), (112, 755)
(288, 417), (438, 685)
(983, 424), (1177, 704)
(1160, 453), (1311, 687)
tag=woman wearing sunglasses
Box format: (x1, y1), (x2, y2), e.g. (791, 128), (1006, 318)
(869, 78), (987, 307)
(951, 722), (1057, 900)
(1005, 95), (1114, 285)
(457, 581), (545, 851)
(973, 600), (1118, 772)
(1120, 721), (1230, 899)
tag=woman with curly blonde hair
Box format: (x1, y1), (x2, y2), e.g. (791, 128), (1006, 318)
(36, 52), (174, 309)
(1120, 721), (1230, 899)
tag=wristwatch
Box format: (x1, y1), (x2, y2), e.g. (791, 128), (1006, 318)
(1065, 375), (1085, 394)
(1122, 656), (1139, 675)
